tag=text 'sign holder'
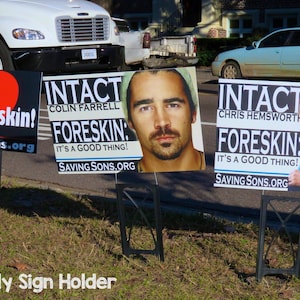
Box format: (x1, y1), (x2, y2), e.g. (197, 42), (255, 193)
(256, 192), (300, 281)
(115, 172), (164, 261)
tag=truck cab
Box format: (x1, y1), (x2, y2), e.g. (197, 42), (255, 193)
(0, 0), (125, 74)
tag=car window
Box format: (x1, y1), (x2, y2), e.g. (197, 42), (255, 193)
(114, 20), (130, 32)
(288, 30), (300, 46)
(259, 31), (289, 48)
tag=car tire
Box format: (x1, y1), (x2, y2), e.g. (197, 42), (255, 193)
(0, 40), (15, 71)
(221, 61), (241, 79)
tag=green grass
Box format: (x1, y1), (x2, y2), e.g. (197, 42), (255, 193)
(0, 176), (299, 299)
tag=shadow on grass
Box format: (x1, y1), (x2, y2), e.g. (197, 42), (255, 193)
(0, 181), (230, 236)
(0, 185), (118, 221)
(1, 170), (299, 236)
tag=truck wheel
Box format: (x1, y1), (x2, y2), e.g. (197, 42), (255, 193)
(0, 41), (14, 70)
(221, 61), (241, 79)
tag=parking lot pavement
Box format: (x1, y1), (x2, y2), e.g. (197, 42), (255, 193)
(196, 66), (218, 84)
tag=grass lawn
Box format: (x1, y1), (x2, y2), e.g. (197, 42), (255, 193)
(0, 176), (299, 299)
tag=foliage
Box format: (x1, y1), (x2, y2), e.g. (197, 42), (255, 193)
(196, 37), (249, 66)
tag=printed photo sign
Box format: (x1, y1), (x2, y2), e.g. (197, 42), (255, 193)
(43, 67), (205, 174)
(214, 78), (300, 191)
(0, 71), (41, 153)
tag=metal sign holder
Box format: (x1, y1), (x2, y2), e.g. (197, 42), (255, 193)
(115, 173), (164, 261)
(256, 194), (300, 281)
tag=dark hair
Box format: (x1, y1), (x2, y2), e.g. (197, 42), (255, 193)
(126, 69), (196, 122)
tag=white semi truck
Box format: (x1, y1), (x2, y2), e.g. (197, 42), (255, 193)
(0, 0), (125, 74)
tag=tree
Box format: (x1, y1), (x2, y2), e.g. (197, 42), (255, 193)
(89, 0), (113, 13)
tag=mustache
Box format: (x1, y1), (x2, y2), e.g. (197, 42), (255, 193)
(150, 126), (180, 139)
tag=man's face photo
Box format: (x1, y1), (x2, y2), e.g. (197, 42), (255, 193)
(127, 70), (196, 161)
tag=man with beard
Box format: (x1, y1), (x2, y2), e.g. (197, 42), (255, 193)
(121, 68), (205, 172)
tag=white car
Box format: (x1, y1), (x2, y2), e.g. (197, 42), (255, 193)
(211, 27), (300, 79)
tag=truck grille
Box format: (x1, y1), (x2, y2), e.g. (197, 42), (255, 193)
(56, 16), (110, 42)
